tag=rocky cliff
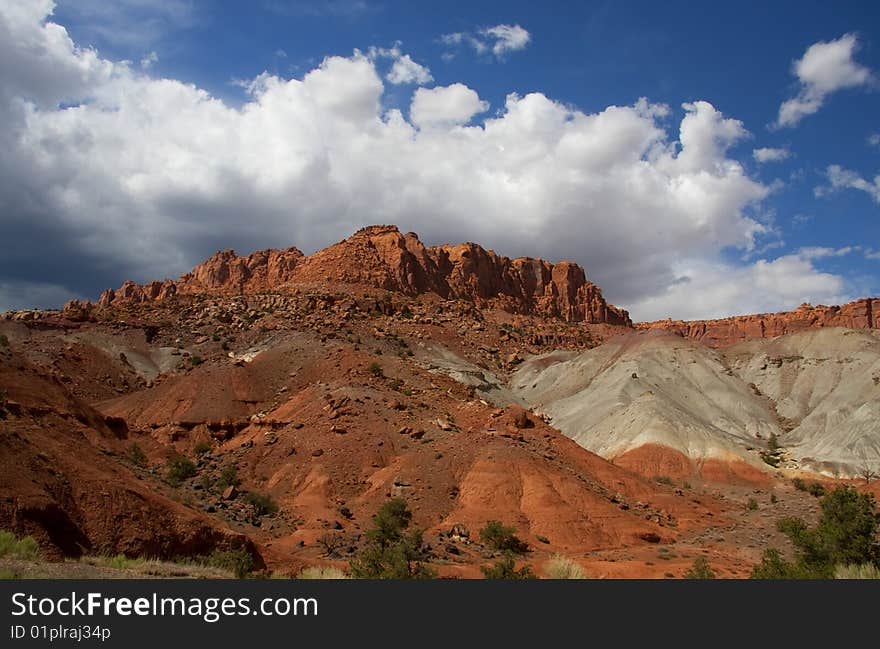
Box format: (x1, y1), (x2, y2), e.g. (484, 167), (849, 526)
(95, 225), (631, 325)
(636, 298), (878, 347)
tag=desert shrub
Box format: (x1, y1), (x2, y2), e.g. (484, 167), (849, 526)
(792, 477), (807, 492)
(244, 492), (278, 517)
(481, 555), (535, 579)
(770, 493), (778, 504)
(0, 568), (19, 579)
(166, 455), (196, 486)
(767, 432), (780, 452)
(216, 465), (241, 490)
(479, 521), (530, 554)
(761, 452), (781, 467)
(0, 334), (8, 347)
(190, 355), (203, 366)
(197, 548), (254, 579)
(0, 531), (40, 560)
(807, 482), (826, 498)
(104, 554), (134, 570)
(752, 486), (880, 579)
(684, 557), (716, 579)
(654, 476), (674, 486)
(747, 498), (759, 511)
(349, 498), (435, 579)
(298, 566), (349, 579)
(126, 443), (147, 467)
(368, 362), (384, 378)
(834, 563), (880, 579)
(543, 555), (587, 579)
(194, 441), (211, 455)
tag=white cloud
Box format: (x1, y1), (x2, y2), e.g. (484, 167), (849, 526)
(139, 50), (158, 69)
(410, 83), (488, 127)
(0, 4), (844, 322)
(753, 147), (790, 163)
(480, 24), (531, 57)
(797, 245), (855, 260)
(386, 54), (432, 85)
(440, 24), (531, 60)
(869, 133), (880, 147)
(775, 33), (872, 128)
(367, 44), (432, 85)
(630, 253), (850, 321)
(817, 164), (880, 203)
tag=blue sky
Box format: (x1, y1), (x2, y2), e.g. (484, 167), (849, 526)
(0, 0), (878, 320)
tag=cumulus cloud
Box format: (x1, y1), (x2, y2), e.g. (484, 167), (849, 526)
(775, 33), (873, 128)
(480, 24), (531, 57)
(0, 4), (848, 319)
(630, 253), (851, 321)
(367, 44), (432, 85)
(753, 147), (790, 163)
(816, 164), (880, 203)
(440, 24), (531, 60)
(409, 83), (488, 127)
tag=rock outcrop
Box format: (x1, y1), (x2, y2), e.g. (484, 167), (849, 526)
(636, 299), (878, 347)
(97, 225), (630, 325)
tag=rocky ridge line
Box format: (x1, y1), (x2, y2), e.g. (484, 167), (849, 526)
(91, 225), (631, 326)
(636, 298), (878, 347)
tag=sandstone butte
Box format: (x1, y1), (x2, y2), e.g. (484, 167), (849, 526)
(93, 225), (632, 326)
(636, 298), (879, 347)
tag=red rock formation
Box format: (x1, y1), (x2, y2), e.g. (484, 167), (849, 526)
(636, 299), (878, 347)
(97, 225), (631, 326)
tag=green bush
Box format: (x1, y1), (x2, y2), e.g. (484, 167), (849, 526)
(216, 465), (241, 490)
(244, 492), (278, 517)
(193, 442), (212, 455)
(126, 443), (147, 467)
(0, 531), (40, 560)
(684, 557), (716, 579)
(166, 455), (197, 486)
(197, 548), (254, 579)
(479, 521), (530, 554)
(543, 555), (587, 579)
(807, 482), (826, 498)
(747, 498), (759, 511)
(367, 362), (384, 378)
(752, 486), (880, 579)
(190, 355), (203, 366)
(349, 498), (435, 579)
(792, 477), (807, 492)
(481, 555), (535, 579)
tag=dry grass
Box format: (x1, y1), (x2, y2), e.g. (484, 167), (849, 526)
(834, 564), (880, 579)
(542, 555), (588, 579)
(297, 565), (349, 579)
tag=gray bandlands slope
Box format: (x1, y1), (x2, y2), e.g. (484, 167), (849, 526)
(725, 328), (880, 477)
(510, 331), (780, 469)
